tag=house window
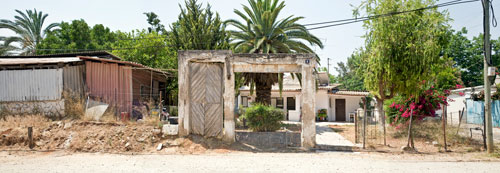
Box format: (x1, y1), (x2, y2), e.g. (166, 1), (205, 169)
(329, 97), (332, 108)
(242, 96), (248, 107)
(287, 97), (296, 110)
(276, 97), (284, 109)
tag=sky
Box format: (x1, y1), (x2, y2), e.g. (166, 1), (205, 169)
(1, 0), (499, 75)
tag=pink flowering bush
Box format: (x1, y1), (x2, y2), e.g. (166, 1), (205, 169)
(385, 87), (449, 129)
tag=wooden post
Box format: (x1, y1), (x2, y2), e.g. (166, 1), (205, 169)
(456, 108), (465, 135)
(28, 127), (34, 149)
(443, 104), (448, 151)
(159, 91), (163, 120)
(150, 70), (153, 104)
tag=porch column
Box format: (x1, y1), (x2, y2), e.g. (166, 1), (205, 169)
(301, 63), (316, 149)
(223, 59), (236, 143)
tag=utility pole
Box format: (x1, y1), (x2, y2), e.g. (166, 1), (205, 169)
(482, 0), (494, 153)
(327, 58), (331, 76)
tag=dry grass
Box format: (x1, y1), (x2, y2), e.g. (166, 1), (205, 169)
(0, 114), (51, 129)
(63, 91), (85, 120)
(334, 120), (486, 154)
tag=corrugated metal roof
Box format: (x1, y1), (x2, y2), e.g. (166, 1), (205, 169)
(331, 90), (369, 96)
(0, 51), (121, 60)
(78, 56), (170, 76)
(0, 57), (81, 65)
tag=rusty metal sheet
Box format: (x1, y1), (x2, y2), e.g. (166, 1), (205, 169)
(85, 61), (132, 114)
(0, 68), (62, 101)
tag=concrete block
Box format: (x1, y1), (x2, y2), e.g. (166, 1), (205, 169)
(162, 124), (178, 136)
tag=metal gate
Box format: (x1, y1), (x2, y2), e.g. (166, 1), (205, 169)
(189, 62), (223, 137)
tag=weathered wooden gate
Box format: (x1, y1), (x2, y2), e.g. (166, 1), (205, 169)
(189, 62), (223, 137)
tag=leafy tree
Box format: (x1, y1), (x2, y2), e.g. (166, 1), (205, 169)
(144, 12), (166, 34)
(430, 56), (463, 91)
(0, 9), (59, 55)
(112, 30), (176, 69)
(226, 0), (323, 105)
(335, 49), (366, 91)
(443, 28), (500, 87)
(168, 0), (230, 50)
(358, 0), (449, 148)
(37, 19), (117, 54)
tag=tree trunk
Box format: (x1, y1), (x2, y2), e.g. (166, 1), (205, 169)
(407, 109), (414, 148)
(376, 97), (386, 146)
(255, 76), (273, 105)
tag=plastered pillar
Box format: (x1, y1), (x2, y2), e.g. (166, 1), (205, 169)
(223, 58), (236, 143)
(301, 62), (316, 149)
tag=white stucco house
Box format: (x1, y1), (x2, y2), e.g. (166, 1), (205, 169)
(237, 72), (369, 122)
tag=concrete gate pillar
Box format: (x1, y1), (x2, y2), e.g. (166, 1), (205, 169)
(301, 63), (316, 149)
(223, 58), (236, 142)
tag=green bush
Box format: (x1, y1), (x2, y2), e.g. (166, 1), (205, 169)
(240, 104), (284, 132)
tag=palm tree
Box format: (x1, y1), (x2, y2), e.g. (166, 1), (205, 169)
(226, 0), (323, 105)
(0, 36), (19, 55)
(0, 9), (59, 55)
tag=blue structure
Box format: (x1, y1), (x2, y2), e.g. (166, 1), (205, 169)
(466, 99), (500, 127)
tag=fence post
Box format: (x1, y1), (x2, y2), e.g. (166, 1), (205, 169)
(28, 127), (34, 149)
(442, 104), (448, 151)
(363, 98), (367, 149)
(355, 110), (358, 143)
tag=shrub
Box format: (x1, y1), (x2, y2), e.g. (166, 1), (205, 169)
(240, 104), (284, 132)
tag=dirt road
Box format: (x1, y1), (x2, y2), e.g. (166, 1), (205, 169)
(1, 151), (499, 172)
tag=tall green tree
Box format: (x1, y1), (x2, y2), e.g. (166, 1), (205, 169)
(0, 9), (59, 55)
(359, 0), (449, 147)
(443, 27), (500, 87)
(335, 49), (366, 91)
(166, 0), (232, 103)
(226, 0), (323, 105)
(168, 0), (230, 50)
(37, 19), (117, 54)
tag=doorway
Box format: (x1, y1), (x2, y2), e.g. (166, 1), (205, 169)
(335, 99), (346, 122)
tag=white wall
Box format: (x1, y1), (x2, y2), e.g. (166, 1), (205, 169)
(329, 95), (363, 122)
(315, 90), (329, 117)
(238, 90), (364, 122)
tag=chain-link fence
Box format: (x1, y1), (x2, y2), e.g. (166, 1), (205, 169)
(353, 106), (490, 149)
(354, 108), (384, 147)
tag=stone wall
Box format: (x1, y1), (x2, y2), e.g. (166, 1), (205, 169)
(0, 100), (65, 118)
(236, 131), (301, 148)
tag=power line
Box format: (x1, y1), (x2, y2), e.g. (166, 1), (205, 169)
(306, 0), (480, 30)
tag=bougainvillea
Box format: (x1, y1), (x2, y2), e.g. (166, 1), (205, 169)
(385, 82), (464, 129)
(385, 87), (447, 129)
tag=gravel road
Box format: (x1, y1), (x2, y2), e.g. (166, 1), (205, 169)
(1, 151), (499, 173)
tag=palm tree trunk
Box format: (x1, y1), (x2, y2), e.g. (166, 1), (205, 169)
(255, 79), (272, 105)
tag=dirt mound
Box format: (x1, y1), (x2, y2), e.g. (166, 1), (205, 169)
(0, 115), (234, 154)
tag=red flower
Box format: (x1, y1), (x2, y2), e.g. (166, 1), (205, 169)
(459, 92), (465, 96)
